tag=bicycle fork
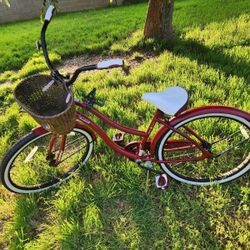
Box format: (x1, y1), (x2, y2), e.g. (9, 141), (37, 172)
(47, 134), (67, 166)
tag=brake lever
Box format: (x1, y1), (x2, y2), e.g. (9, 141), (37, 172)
(87, 88), (96, 99)
(81, 88), (95, 102)
(81, 88), (105, 107)
(94, 99), (105, 107)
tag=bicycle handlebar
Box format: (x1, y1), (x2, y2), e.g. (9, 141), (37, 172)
(41, 5), (61, 79)
(40, 5), (125, 86)
(44, 5), (55, 22)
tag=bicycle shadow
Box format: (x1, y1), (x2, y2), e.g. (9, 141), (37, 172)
(7, 166), (250, 248)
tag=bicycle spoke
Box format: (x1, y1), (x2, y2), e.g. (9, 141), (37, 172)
(7, 129), (93, 189)
(167, 150), (197, 160)
(64, 136), (86, 149)
(214, 138), (250, 158)
(58, 141), (94, 164)
(211, 130), (241, 145)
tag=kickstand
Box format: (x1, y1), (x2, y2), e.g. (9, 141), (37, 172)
(136, 162), (169, 190)
(136, 161), (163, 175)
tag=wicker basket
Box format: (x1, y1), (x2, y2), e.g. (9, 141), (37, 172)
(14, 74), (76, 135)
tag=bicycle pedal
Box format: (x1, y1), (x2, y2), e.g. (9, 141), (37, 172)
(112, 132), (125, 144)
(155, 174), (169, 190)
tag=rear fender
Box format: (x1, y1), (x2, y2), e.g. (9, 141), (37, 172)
(150, 105), (250, 155)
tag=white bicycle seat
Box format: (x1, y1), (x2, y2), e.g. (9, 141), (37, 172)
(142, 86), (188, 116)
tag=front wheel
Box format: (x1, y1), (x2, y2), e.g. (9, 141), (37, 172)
(0, 128), (94, 194)
(156, 111), (250, 185)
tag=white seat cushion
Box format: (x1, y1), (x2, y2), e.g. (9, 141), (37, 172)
(142, 86), (188, 116)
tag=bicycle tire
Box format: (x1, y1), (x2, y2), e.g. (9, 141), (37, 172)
(156, 111), (250, 185)
(0, 128), (94, 193)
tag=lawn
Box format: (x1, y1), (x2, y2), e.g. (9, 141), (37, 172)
(0, 0), (250, 249)
(0, 0), (250, 73)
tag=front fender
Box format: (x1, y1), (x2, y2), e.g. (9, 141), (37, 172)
(150, 105), (250, 155)
(32, 126), (48, 135)
(75, 119), (97, 140)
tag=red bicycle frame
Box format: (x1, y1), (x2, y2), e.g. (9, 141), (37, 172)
(32, 101), (249, 166)
(35, 4), (250, 169)
(73, 100), (213, 164)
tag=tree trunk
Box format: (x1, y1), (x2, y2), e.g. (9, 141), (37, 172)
(144, 0), (174, 40)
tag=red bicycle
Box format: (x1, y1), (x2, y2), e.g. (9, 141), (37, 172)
(1, 6), (249, 194)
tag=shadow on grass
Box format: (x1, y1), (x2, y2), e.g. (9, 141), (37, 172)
(5, 189), (61, 248)
(8, 168), (249, 248)
(171, 38), (250, 83)
(125, 183), (216, 248)
(130, 35), (250, 84)
(126, 171), (250, 248)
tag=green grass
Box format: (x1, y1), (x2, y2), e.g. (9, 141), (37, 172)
(0, 0), (250, 249)
(0, 3), (146, 73)
(0, 0), (250, 73)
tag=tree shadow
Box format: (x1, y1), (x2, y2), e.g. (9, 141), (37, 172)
(124, 34), (250, 86)
(171, 37), (250, 83)
(5, 190), (61, 248)
(125, 183), (216, 248)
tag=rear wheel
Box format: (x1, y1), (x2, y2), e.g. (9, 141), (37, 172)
(156, 112), (250, 185)
(0, 128), (94, 193)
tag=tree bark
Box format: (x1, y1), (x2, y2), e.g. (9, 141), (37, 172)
(144, 0), (174, 40)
